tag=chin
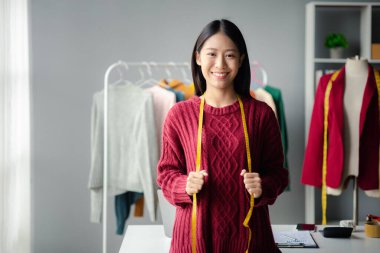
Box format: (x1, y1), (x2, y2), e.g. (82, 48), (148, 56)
(213, 81), (233, 89)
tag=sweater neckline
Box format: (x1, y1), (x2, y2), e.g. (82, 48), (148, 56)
(192, 96), (241, 115)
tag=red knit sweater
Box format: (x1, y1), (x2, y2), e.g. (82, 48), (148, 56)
(157, 96), (288, 253)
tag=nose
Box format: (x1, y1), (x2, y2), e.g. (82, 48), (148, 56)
(215, 55), (226, 69)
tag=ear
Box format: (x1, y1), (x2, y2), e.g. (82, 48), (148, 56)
(195, 51), (201, 66)
(239, 54), (245, 67)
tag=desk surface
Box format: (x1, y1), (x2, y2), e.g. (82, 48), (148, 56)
(120, 225), (380, 253)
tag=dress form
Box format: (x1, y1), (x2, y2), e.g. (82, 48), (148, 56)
(327, 56), (368, 196)
(326, 56), (380, 225)
(344, 56), (368, 183)
(326, 56), (378, 198)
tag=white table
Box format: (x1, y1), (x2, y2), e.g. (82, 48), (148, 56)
(120, 225), (380, 253)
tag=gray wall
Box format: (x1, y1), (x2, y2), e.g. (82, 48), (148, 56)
(30, 0), (380, 253)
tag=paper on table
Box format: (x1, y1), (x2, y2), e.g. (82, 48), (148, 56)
(273, 230), (318, 248)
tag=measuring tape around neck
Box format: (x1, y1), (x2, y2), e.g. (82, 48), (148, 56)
(191, 95), (254, 253)
(374, 69), (380, 203)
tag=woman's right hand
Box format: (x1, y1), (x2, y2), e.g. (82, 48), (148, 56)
(186, 170), (208, 195)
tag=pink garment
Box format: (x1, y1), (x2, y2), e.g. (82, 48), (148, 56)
(145, 86), (176, 154)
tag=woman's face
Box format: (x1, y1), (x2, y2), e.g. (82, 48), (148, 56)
(196, 32), (244, 93)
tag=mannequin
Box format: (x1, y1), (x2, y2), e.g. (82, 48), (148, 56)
(327, 56), (365, 225)
(302, 55), (380, 225)
(327, 56), (378, 198)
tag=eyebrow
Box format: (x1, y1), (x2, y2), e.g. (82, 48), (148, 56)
(204, 48), (238, 52)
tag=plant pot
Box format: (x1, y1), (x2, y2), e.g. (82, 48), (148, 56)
(329, 47), (344, 59)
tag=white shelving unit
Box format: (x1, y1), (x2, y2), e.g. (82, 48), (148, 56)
(304, 1), (380, 224)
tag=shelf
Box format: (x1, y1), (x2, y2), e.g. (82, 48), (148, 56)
(314, 58), (380, 64)
(311, 2), (374, 7)
(314, 58), (346, 63)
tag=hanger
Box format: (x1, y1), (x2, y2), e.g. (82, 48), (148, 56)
(181, 62), (192, 84)
(251, 60), (268, 89)
(165, 63), (173, 82)
(110, 61), (133, 86)
(147, 61), (168, 88)
(139, 62), (159, 88)
(134, 65), (146, 86)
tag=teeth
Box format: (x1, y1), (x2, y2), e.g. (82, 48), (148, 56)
(213, 72), (227, 77)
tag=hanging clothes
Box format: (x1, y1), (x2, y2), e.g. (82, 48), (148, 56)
(144, 85), (176, 153)
(253, 88), (277, 118)
(115, 191), (144, 235)
(264, 85), (290, 189)
(114, 85), (177, 234)
(88, 84), (158, 224)
(160, 79), (195, 100)
(159, 79), (185, 102)
(301, 65), (380, 196)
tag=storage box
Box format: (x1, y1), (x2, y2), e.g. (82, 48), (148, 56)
(365, 223), (380, 238)
(372, 43), (380, 59)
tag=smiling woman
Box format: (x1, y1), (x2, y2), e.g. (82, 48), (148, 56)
(157, 19), (288, 253)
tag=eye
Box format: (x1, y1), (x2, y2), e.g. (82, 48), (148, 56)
(207, 52), (216, 57)
(226, 54), (236, 58)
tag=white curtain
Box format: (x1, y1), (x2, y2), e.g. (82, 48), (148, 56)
(0, 0), (31, 253)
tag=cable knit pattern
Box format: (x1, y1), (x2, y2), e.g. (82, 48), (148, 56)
(157, 96), (288, 253)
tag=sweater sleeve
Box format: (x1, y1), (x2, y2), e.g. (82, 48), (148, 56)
(255, 106), (289, 207)
(301, 75), (329, 187)
(88, 93), (103, 223)
(156, 107), (193, 207)
(89, 93), (103, 189)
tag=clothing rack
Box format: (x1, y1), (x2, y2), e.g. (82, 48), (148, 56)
(101, 60), (267, 253)
(102, 60), (192, 253)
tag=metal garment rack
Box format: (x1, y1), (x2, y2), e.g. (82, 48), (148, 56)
(102, 60), (191, 253)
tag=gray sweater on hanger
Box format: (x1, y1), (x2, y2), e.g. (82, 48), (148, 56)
(88, 84), (158, 223)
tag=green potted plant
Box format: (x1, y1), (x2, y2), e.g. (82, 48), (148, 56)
(324, 33), (348, 59)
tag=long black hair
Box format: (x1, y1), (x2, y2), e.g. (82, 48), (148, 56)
(191, 19), (251, 98)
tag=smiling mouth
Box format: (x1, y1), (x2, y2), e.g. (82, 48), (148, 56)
(212, 72), (228, 77)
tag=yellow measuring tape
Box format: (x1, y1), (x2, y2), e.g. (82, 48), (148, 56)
(238, 97), (255, 253)
(322, 68), (380, 225)
(374, 69), (380, 201)
(321, 70), (340, 225)
(192, 95), (204, 253)
(192, 95), (254, 253)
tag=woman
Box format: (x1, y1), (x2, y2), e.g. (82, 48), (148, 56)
(157, 19), (288, 253)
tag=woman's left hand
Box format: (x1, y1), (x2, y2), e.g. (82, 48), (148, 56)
(240, 169), (262, 198)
